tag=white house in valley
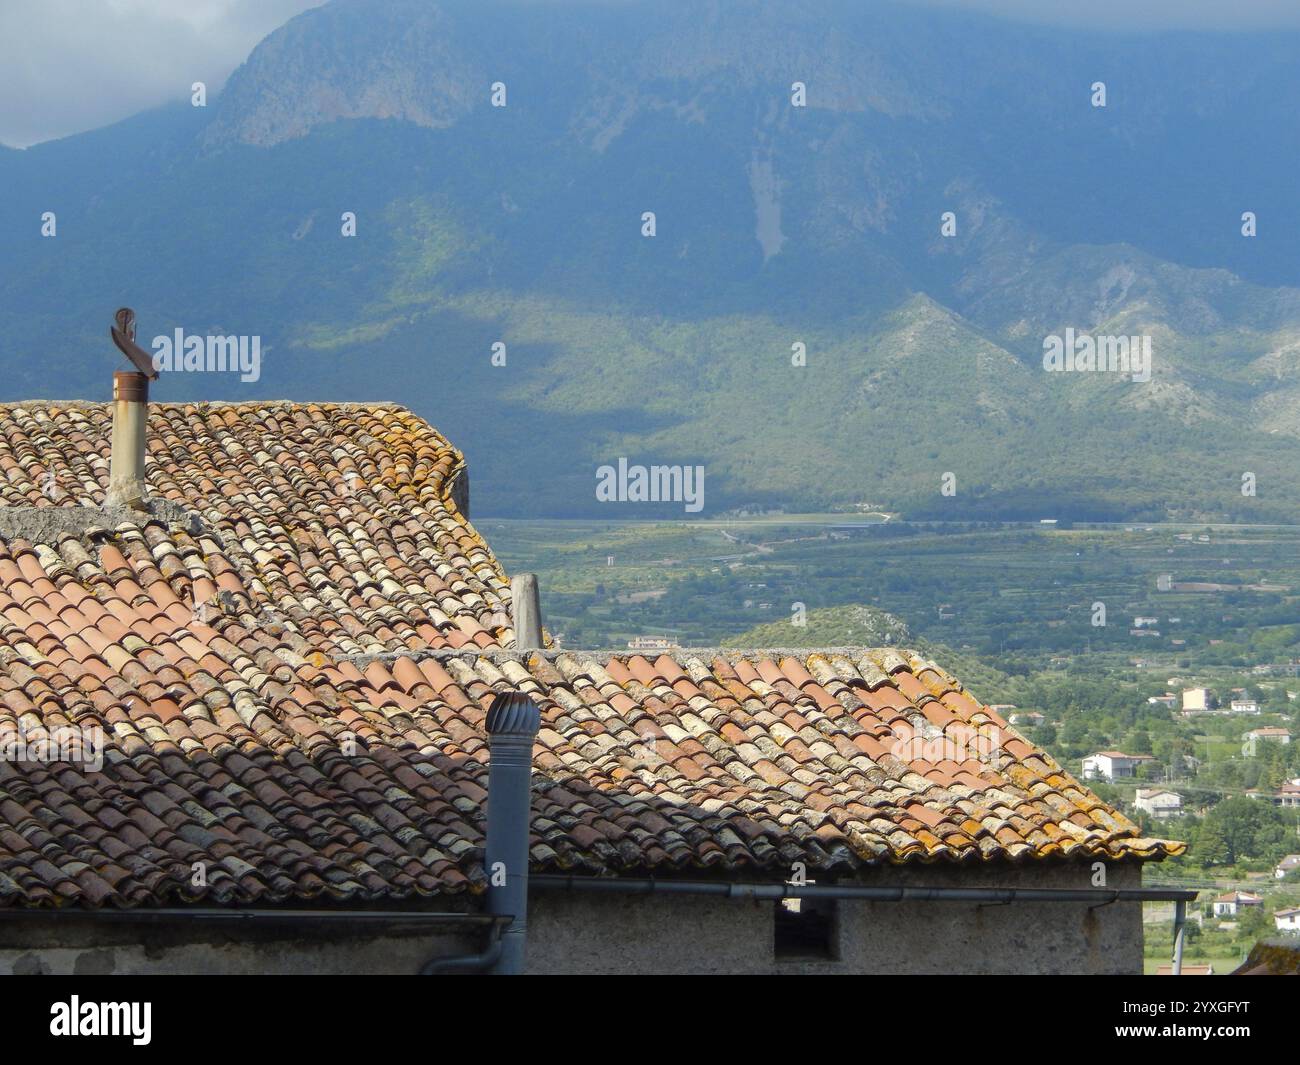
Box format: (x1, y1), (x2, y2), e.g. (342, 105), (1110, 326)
(1133, 789), (1182, 818)
(1082, 751), (1154, 782)
(1274, 908), (1300, 933)
(1275, 782), (1300, 810)
(1275, 855), (1300, 880)
(1242, 727), (1291, 756)
(1212, 891), (1263, 917)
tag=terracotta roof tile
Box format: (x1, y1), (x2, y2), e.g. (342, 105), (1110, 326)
(0, 401), (1182, 908)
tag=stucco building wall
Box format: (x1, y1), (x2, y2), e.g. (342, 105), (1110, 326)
(527, 861), (1145, 975)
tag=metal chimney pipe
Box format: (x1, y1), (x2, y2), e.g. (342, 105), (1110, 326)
(506, 574), (543, 650)
(511, 573), (543, 649)
(483, 690), (541, 975)
(107, 370), (149, 509)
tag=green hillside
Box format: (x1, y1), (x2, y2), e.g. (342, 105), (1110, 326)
(726, 604), (911, 648)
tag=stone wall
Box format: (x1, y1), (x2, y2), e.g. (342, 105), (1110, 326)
(0, 917), (477, 976)
(525, 861), (1146, 975)
(0, 862), (1149, 975)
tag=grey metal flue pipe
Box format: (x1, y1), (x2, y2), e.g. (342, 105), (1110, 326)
(1172, 899), (1186, 976)
(484, 690), (542, 975)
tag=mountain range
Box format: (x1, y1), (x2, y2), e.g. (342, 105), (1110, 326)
(2, 0), (1299, 520)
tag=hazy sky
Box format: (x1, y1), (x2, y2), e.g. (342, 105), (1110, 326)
(0, 0), (325, 147)
(3, 0), (1298, 147)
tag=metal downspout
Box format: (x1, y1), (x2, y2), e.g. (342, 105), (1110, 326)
(421, 916), (510, 975)
(483, 691), (542, 975)
(1172, 899), (1186, 976)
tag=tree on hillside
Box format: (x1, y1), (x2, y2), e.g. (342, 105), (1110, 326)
(1238, 904), (1271, 940)
(1194, 797), (1287, 866)
(1156, 734), (1194, 775)
(1126, 729), (1154, 755)
(1193, 817), (1231, 866)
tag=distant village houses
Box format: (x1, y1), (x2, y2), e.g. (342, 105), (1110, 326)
(1252, 782), (1300, 809)
(626, 635), (679, 651)
(1082, 751), (1154, 782)
(1242, 727), (1291, 757)
(1133, 789), (1182, 819)
(1276, 855), (1300, 880)
(1212, 891), (1263, 918)
(1251, 662), (1300, 677)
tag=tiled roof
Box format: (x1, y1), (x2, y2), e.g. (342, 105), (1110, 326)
(1232, 939), (1300, 976)
(0, 401), (1181, 909)
(0, 402), (512, 653)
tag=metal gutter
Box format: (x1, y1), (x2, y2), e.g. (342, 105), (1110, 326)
(531, 874), (1199, 905)
(0, 908), (499, 925)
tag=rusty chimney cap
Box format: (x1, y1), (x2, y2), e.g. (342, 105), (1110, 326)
(110, 307), (160, 380)
(113, 370), (149, 402)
